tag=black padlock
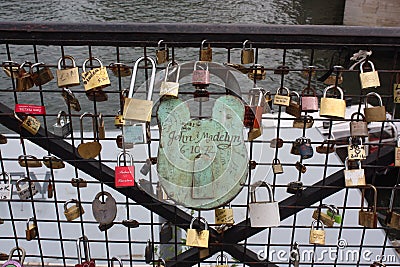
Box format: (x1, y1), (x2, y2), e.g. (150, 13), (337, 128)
(160, 222), (173, 243)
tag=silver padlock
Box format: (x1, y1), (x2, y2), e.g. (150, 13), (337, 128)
(0, 172), (12, 200)
(16, 177), (38, 200)
(53, 111), (71, 137)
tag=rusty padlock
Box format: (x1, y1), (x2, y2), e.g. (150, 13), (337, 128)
(386, 184), (400, 230)
(286, 91), (301, 118)
(29, 62), (53, 86)
(364, 92), (386, 122)
(359, 184), (378, 228)
(350, 112), (368, 137)
(16, 62), (34, 92)
(199, 39), (212, 62)
(241, 40), (254, 64)
(156, 40), (169, 65)
(14, 112), (40, 135)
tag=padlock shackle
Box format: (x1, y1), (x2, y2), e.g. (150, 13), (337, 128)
(365, 92), (383, 107)
(311, 219), (325, 230)
(56, 110), (68, 125)
(128, 56), (156, 100)
(200, 39), (209, 50)
(76, 235), (91, 263)
(193, 61), (209, 72)
(290, 91), (300, 101)
(360, 60), (376, 72)
(1, 172), (11, 185)
(15, 177), (31, 191)
(8, 247), (26, 263)
(117, 152), (133, 166)
(328, 204), (340, 216)
(344, 156), (362, 170)
(389, 184), (400, 211)
(19, 61), (32, 70)
(272, 158), (281, 164)
(323, 85), (344, 99)
(242, 40), (252, 50)
(57, 55), (77, 69)
(94, 191), (113, 202)
(157, 39), (167, 50)
(360, 184), (377, 213)
(64, 199), (79, 211)
(350, 112), (366, 122)
(216, 254), (228, 265)
(82, 57), (103, 73)
(301, 86), (317, 97)
(250, 181), (274, 203)
(29, 62), (46, 75)
(348, 136), (363, 146)
(2, 60), (19, 67)
(79, 112), (96, 143)
(111, 257), (123, 267)
(189, 217), (208, 230)
(164, 61), (180, 83)
(276, 86), (290, 96)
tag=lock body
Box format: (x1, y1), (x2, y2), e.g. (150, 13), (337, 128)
(64, 200), (85, 221)
(272, 159), (283, 174)
(249, 182), (280, 227)
(320, 85), (345, 119)
(312, 210), (335, 227)
(214, 207), (234, 225)
(186, 217), (210, 248)
(25, 219), (38, 241)
(301, 87), (319, 112)
(92, 191), (117, 226)
(17, 179), (38, 200)
(309, 229), (325, 245)
(31, 65), (53, 86)
(344, 169), (366, 187)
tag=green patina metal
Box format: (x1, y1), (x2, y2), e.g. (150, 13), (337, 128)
(157, 95), (248, 210)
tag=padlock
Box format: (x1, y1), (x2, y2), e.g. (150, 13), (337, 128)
(286, 181), (303, 195)
(77, 113), (102, 159)
(92, 191), (117, 226)
(160, 221), (173, 243)
(347, 137), (366, 161)
(56, 55), (80, 88)
(156, 40), (169, 65)
(2, 61), (20, 78)
(16, 177), (38, 200)
(326, 205), (342, 224)
(47, 178), (53, 199)
(160, 61), (180, 97)
(71, 178), (88, 188)
(14, 112), (40, 135)
(370, 262), (386, 267)
(0, 133), (7, 144)
(272, 159), (284, 174)
(2, 247), (26, 267)
(344, 157), (366, 187)
(61, 88), (81, 112)
(43, 156), (65, 169)
(320, 85), (346, 119)
(109, 62), (132, 77)
(286, 91), (301, 118)
(273, 65), (290, 75)
(249, 181), (280, 227)
(75, 236), (95, 267)
(270, 138), (283, 148)
(312, 204), (335, 227)
(299, 137), (313, 159)
(199, 39), (212, 62)
(316, 139), (335, 154)
(123, 57), (156, 144)
(116, 134), (134, 150)
(359, 184), (378, 228)
(186, 217), (210, 248)
(241, 40), (254, 64)
(364, 92), (386, 122)
(110, 257), (123, 267)
(29, 62), (54, 86)
(114, 110), (125, 128)
(81, 57), (111, 91)
(98, 113), (105, 140)
(0, 172), (12, 200)
(64, 199), (85, 221)
(293, 115), (314, 129)
(350, 112), (368, 137)
(273, 87), (291, 107)
(248, 64), (266, 80)
(396, 136), (400, 167)
(289, 242), (300, 267)
(115, 152), (135, 187)
(295, 161), (307, 174)
(290, 138), (301, 155)
(85, 89), (108, 102)
(192, 61), (210, 88)
(140, 158), (152, 175)
(215, 255), (229, 267)
(360, 60), (380, 89)
(301, 87), (319, 112)
(309, 220), (325, 245)
(385, 184), (400, 230)
(144, 239), (153, 264)
(16, 62), (34, 92)
(244, 88), (265, 129)
(214, 203), (234, 225)
(394, 79), (400, 103)
(53, 110), (72, 137)
(25, 217), (38, 241)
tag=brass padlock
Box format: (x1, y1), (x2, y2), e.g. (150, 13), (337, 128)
(386, 184), (400, 230)
(86, 89), (108, 102)
(71, 178), (88, 188)
(30, 62), (54, 86)
(344, 157), (366, 187)
(61, 88), (81, 112)
(364, 92), (386, 122)
(16, 62), (34, 92)
(347, 137), (366, 161)
(81, 57), (111, 91)
(309, 220), (325, 245)
(214, 204), (234, 225)
(25, 217), (38, 241)
(394, 81), (400, 104)
(248, 64), (266, 80)
(316, 139), (335, 154)
(272, 158), (284, 174)
(53, 110), (71, 137)
(64, 199), (85, 221)
(160, 61), (180, 97)
(14, 113), (40, 135)
(18, 155), (42, 168)
(215, 255), (229, 267)
(241, 40), (254, 64)
(320, 85), (346, 119)
(43, 156), (65, 169)
(77, 112), (102, 159)
(359, 184), (378, 228)
(109, 62), (131, 77)
(360, 60), (380, 89)
(156, 40), (169, 65)
(199, 39), (212, 62)
(270, 138), (283, 148)
(350, 112), (368, 137)
(56, 55), (80, 88)
(312, 204), (335, 227)
(286, 91), (301, 118)
(186, 217), (209, 248)
(98, 113), (105, 140)
(273, 86), (291, 107)
(114, 110), (125, 128)
(395, 136), (400, 167)
(293, 115), (314, 129)
(2, 60), (20, 78)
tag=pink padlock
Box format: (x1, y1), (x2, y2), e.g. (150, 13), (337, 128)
(301, 87), (319, 112)
(192, 61), (210, 88)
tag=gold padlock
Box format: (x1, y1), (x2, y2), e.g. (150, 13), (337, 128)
(272, 158), (284, 174)
(312, 205), (335, 227)
(64, 199), (85, 221)
(98, 113), (105, 140)
(25, 217), (38, 241)
(26, 217), (38, 241)
(56, 55), (80, 88)
(273, 86), (291, 107)
(309, 220), (325, 245)
(16, 61), (34, 92)
(347, 137), (366, 161)
(156, 40), (169, 65)
(2, 60), (20, 78)
(215, 204), (234, 225)
(386, 184), (400, 230)
(30, 62), (54, 86)
(77, 113), (102, 159)
(81, 57), (111, 91)
(248, 64), (266, 80)
(186, 217), (209, 248)
(320, 85), (346, 119)
(364, 92), (386, 122)
(18, 155), (42, 168)
(114, 110), (125, 128)
(359, 60), (380, 89)
(359, 184), (378, 228)
(394, 81), (400, 104)
(14, 113), (40, 135)
(160, 61), (180, 97)
(241, 40), (254, 64)
(199, 39), (212, 62)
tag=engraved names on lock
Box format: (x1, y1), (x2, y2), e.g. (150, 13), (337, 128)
(81, 67), (110, 91)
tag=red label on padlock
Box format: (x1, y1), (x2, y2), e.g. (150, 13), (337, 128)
(15, 104), (46, 115)
(115, 166), (135, 187)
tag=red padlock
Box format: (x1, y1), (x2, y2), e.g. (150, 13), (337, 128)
(115, 152), (135, 187)
(75, 236), (95, 267)
(244, 88), (265, 128)
(301, 87), (319, 112)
